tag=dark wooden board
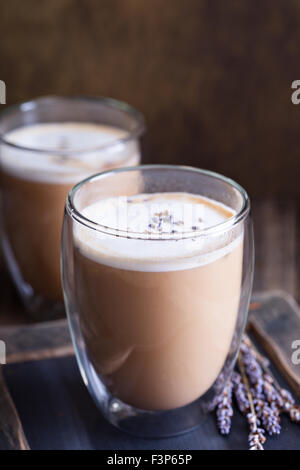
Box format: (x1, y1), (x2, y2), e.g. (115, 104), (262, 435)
(249, 290), (300, 398)
(3, 354), (300, 451)
(1, 319), (73, 364)
(252, 200), (299, 299)
(1, 291), (300, 450)
(0, 369), (29, 450)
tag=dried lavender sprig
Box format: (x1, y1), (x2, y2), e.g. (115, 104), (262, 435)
(240, 340), (264, 393)
(279, 388), (297, 421)
(256, 400), (281, 435)
(240, 338), (281, 435)
(263, 374), (284, 408)
(232, 371), (249, 414)
(278, 389), (300, 423)
(238, 354), (266, 450)
(243, 336), (284, 408)
(252, 381), (281, 435)
(216, 378), (234, 435)
(243, 336), (287, 397)
(279, 391), (300, 422)
(247, 413), (265, 450)
(232, 367), (277, 435)
(244, 335), (300, 424)
(289, 405), (300, 422)
(214, 334), (299, 448)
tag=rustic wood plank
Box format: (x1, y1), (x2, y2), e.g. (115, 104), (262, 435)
(0, 369), (29, 450)
(0, 291), (299, 449)
(0, 249), (73, 362)
(1, 319), (73, 364)
(249, 290), (300, 399)
(252, 200), (297, 299)
(4, 339), (300, 450)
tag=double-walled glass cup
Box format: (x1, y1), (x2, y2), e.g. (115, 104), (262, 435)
(62, 165), (254, 437)
(0, 96), (145, 319)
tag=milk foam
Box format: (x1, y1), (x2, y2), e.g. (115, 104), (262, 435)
(74, 193), (243, 272)
(1, 123), (140, 183)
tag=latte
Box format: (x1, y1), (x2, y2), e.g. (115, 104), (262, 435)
(1, 122), (140, 303)
(73, 192), (243, 410)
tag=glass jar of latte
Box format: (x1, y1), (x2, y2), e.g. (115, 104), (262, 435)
(0, 96), (145, 319)
(62, 165), (254, 437)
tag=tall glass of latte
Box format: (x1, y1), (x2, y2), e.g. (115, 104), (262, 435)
(62, 165), (254, 437)
(0, 96), (145, 319)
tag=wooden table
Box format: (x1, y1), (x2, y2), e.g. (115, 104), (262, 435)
(3, 351), (299, 450)
(0, 292), (299, 450)
(252, 198), (300, 300)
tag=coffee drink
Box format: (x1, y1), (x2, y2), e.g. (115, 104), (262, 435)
(1, 122), (141, 304)
(73, 192), (243, 410)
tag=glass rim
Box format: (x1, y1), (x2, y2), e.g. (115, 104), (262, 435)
(0, 95), (145, 155)
(66, 164), (250, 240)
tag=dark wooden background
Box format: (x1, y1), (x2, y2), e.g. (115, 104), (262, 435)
(1, 0), (300, 306)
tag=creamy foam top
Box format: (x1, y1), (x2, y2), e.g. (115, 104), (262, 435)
(75, 192), (243, 271)
(1, 123), (139, 183)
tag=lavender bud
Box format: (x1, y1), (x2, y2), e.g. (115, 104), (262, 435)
(247, 413), (266, 450)
(289, 405), (300, 422)
(216, 380), (234, 435)
(260, 403), (281, 435)
(263, 376), (283, 408)
(281, 389), (295, 406)
(232, 371), (249, 414)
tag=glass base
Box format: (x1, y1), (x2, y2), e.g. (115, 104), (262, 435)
(85, 359), (211, 438)
(103, 396), (207, 438)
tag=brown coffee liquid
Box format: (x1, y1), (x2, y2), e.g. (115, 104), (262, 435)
(74, 193), (243, 410)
